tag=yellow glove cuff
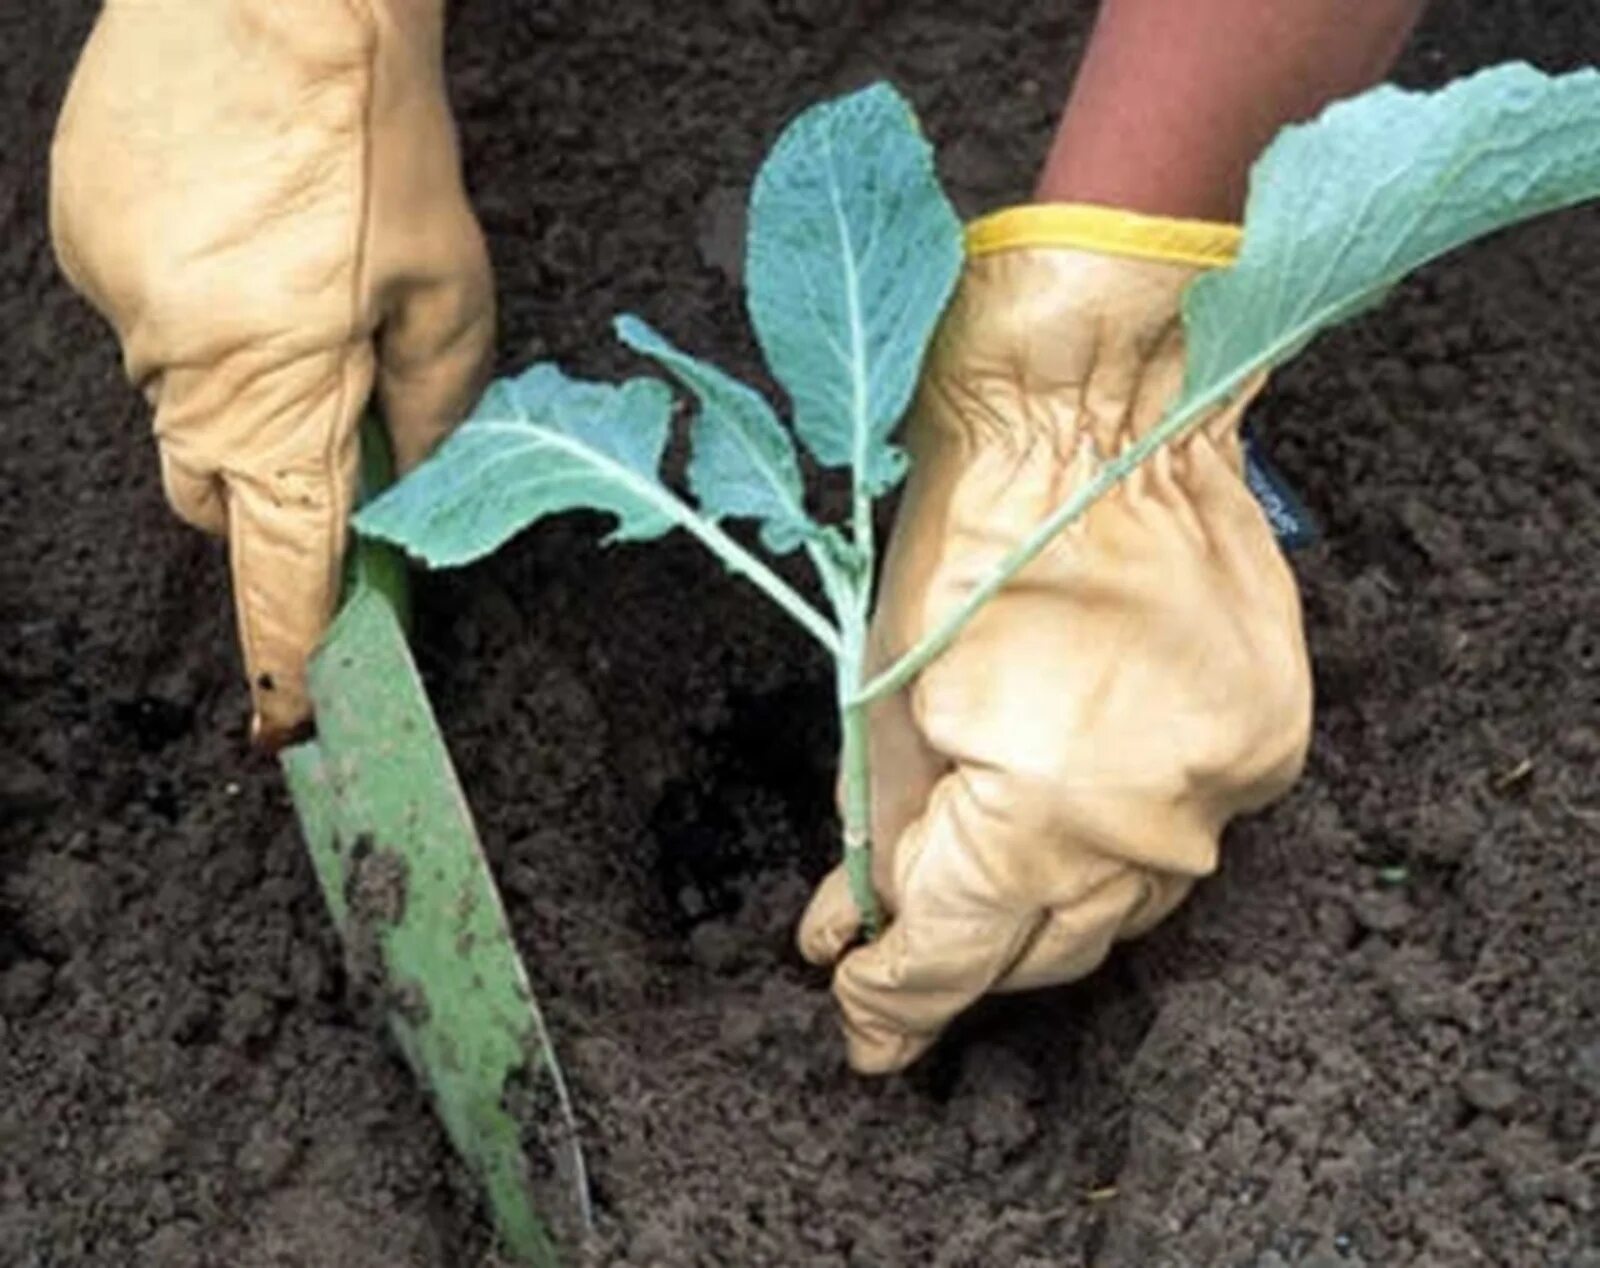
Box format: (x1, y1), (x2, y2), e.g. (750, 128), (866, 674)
(966, 203), (1241, 269)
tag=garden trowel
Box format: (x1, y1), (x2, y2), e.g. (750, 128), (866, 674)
(278, 418), (590, 1265)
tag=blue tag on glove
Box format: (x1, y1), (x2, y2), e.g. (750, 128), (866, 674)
(1241, 431), (1318, 551)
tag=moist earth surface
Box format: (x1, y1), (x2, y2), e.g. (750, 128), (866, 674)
(3, 3), (1598, 1265)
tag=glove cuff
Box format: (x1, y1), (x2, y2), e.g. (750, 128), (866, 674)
(966, 203), (1240, 269)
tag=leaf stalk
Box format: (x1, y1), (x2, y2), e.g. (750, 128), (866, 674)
(683, 516), (844, 657)
(835, 629), (881, 937)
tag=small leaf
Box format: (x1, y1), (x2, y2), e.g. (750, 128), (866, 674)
(1177, 62), (1600, 425)
(356, 364), (679, 567)
(746, 82), (963, 496)
(615, 314), (814, 553)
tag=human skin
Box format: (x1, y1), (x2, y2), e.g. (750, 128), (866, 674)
(1038, 0), (1430, 220)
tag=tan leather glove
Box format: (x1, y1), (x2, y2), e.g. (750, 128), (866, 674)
(799, 206), (1314, 1074)
(50, 0), (494, 747)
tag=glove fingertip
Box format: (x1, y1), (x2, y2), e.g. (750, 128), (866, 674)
(829, 925), (936, 1075)
(797, 866), (861, 966)
(250, 708), (314, 755)
(843, 1019), (931, 1076)
(225, 461), (351, 753)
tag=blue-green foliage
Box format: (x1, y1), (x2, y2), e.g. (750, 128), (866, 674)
(746, 82), (964, 494)
(362, 64), (1600, 618)
(614, 315), (810, 553)
(359, 82), (964, 572)
(1177, 62), (1600, 426)
(357, 365), (677, 566)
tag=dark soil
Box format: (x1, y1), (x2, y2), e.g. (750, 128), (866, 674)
(4, 2), (1598, 1265)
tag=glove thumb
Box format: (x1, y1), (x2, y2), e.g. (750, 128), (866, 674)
(373, 217), (495, 473)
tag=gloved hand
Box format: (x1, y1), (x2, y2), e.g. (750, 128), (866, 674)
(50, 0), (494, 747)
(799, 205), (1314, 1074)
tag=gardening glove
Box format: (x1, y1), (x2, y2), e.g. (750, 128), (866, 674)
(799, 206), (1314, 1074)
(50, 0), (494, 748)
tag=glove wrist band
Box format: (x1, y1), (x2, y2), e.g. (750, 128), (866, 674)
(966, 203), (1241, 269)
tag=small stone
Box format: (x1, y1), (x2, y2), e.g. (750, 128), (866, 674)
(1397, 495), (1463, 564)
(965, 1089), (1038, 1155)
(885, 1148), (939, 1185)
(287, 944), (329, 1005)
(718, 1006), (765, 1053)
(1350, 891), (1414, 935)
(1459, 1069), (1522, 1115)
(1570, 1040), (1600, 1099)
(687, 921), (750, 975)
(628, 1217), (679, 1262)
(1311, 1241), (1369, 1268)
(943, 133), (1011, 197)
(236, 1122), (300, 1190)
(163, 989), (215, 1043)
(7, 855), (107, 958)
(1417, 362), (1467, 404)
(0, 757), (54, 818)
(1555, 725), (1600, 763)
(138, 1220), (204, 1268)
(1314, 899), (1356, 950)
(501, 860), (542, 900)
(846, 1216), (902, 1267)
(115, 1106), (177, 1174)
(676, 884), (708, 921)
(1487, 1125), (1567, 1203)
(793, 1136), (831, 1170)
(220, 989), (278, 1049)
(0, 959), (53, 1019)
(1378, 947), (1477, 1027)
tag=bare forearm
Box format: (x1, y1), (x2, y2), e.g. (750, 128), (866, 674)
(1037, 0), (1427, 220)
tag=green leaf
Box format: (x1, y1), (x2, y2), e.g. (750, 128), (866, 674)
(746, 81), (963, 496)
(356, 363), (680, 567)
(1177, 61), (1600, 424)
(356, 363), (843, 653)
(614, 314), (813, 553)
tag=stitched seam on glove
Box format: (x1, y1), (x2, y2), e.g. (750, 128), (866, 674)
(966, 203), (1241, 269)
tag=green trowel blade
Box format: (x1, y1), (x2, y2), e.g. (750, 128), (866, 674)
(280, 588), (589, 1264)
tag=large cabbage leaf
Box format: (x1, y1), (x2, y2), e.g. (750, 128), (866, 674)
(745, 82), (963, 495)
(1177, 61), (1600, 427)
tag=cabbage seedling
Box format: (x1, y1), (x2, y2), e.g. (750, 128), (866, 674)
(360, 65), (1600, 936)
